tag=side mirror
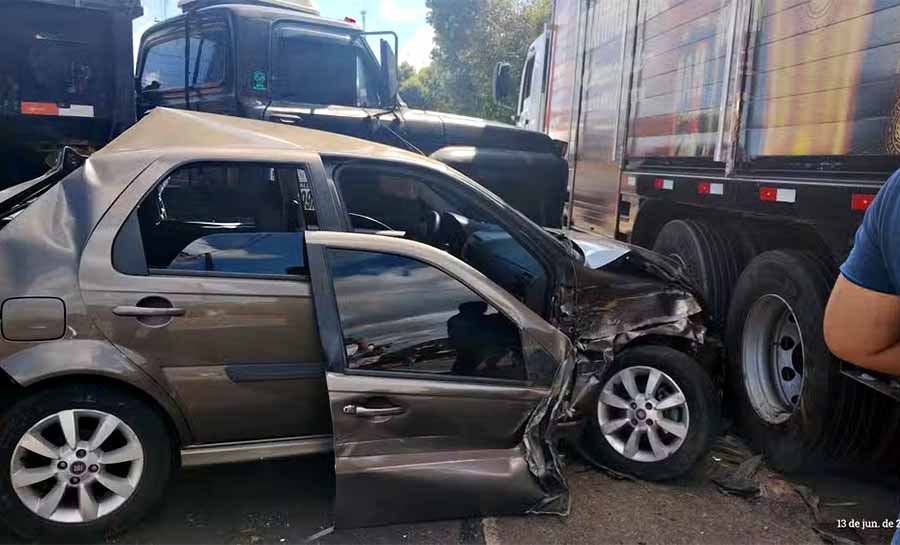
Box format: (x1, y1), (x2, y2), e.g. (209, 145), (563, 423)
(381, 38), (399, 107)
(493, 62), (514, 104)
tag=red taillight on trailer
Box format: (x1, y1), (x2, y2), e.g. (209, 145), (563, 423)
(759, 187), (777, 201)
(697, 182), (710, 194)
(759, 187), (796, 203)
(654, 178), (673, 190)
(851, 193), (875, 211)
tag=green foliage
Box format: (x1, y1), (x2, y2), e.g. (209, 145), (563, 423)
(397, 0), (550, 123)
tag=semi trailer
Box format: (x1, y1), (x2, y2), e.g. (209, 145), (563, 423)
(500, 0), (900, 469)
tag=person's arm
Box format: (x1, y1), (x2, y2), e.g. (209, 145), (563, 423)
(824, 275), (900, 374)
(824, 174), (900, 374)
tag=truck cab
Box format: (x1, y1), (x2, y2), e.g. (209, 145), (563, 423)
(515, 30), (550, 133)
(135, 0), (569, 227)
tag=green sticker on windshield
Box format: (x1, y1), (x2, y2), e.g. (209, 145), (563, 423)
(252, 70), (267, 91)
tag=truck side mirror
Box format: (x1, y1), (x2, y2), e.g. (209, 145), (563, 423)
(381, 38), (399, 107)
(493, 62), (514, 104)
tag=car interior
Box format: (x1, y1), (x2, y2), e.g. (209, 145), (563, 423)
(334, 163), (549, 313)
(134, 164), (309, 276)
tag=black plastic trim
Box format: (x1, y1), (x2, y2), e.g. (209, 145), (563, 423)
(225, 362), (324, 382)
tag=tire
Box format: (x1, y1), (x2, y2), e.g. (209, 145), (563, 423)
(585, 346), (720, 481)
(725, 250), (849, 471)
(0, 383), (173, 542)
(652, 219), (740, 328)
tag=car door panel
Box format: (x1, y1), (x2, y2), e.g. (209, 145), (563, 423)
(82, 267), (328, 444)
(306, 231), (572, 528)
(327, 372), (546, 457)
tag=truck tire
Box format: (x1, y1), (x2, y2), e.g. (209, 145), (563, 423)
(585, 346), (720, 481)
(652, 219), (739, 328)
(725, 250), (847, 471)
(0, 383), (173, 541)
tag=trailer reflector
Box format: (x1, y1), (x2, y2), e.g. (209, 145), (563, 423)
(760, 187), (795, 203)
(851, 193), (876, 211)
(20, 102), (59, 116)
(697, 182), (723, 195)
(654, 178), (674, 190)
(20, 102), (95, 118)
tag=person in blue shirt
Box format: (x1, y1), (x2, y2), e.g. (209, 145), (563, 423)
(824, 170), (900, 544)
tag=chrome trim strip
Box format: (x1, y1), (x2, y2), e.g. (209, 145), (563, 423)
(180, 435), (333, 467)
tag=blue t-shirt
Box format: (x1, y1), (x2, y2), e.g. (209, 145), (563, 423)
(841, 171), (900, 295)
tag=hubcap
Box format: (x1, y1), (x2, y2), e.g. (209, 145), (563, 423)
(597, 366), (690, 463)
(10, 409), (144, 523)
(741, 294), (805, 424)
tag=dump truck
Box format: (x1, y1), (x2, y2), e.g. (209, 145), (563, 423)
(0, 0), (143, 185)
(499, 0), (900, 469)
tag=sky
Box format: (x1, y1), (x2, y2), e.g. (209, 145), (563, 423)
(133, 0), (434, 69)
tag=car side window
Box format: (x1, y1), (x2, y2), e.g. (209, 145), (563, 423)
(126, 163), (317, 278)
(140, 23), (227, 91)
(334, 163), (549, 315)
(329, 249), (527, 382)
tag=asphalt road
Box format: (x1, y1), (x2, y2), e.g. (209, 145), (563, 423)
(0, 451), (896, 544)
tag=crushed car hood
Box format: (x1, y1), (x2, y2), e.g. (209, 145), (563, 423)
(563, 229), (706, 368)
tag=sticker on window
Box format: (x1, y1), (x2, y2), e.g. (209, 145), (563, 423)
(252, 70), (267, 91)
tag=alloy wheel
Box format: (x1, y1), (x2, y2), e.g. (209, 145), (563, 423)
(597, 366), (690, 463)
(10, 409), (144, 523)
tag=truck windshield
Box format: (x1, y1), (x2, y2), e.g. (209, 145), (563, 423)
(272, 25), (382, 108)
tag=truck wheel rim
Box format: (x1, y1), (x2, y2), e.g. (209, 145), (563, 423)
(10, 409), (144, 523)
(741, 294), (805, 424)
(597, 366), (690, 462)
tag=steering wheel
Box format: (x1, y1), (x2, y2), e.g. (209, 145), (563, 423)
(348, 212), (395, 232)
(414, 210), (442, 244)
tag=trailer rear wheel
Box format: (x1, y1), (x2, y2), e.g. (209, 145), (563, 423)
(725, 250), (842, 471)
(652, 219), (739, 328)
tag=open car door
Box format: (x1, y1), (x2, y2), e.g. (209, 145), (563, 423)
(306, 231), (573, 528)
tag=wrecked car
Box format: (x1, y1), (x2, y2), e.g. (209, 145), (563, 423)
(0, 109), (718, 541)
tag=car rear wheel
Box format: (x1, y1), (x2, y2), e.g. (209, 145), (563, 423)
(0, 383), (172, 542)
(585, 346), (720, 481)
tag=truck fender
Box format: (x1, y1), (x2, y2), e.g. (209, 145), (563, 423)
(430, 146), (568, 227)
(0, 339), (192, 444)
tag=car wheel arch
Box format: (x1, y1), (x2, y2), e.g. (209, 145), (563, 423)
(0, 342), (192, 449)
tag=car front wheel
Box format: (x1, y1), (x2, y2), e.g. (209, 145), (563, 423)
(0, 383), (173, 542)
(585, 346), (720, 481)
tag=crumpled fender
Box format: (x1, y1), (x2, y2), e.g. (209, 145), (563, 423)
(572, 242), (706, 372)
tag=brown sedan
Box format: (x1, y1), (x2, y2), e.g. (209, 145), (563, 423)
(0, 109), (718, 541)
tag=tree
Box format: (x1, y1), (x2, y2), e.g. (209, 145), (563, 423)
(399, 63), (449, 111)
(424, 0), (550, 122)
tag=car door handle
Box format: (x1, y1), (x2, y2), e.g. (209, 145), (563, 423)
(342, 404), (404, 417)
(112, 306), (186, 317)
(273, 113), (303, 124)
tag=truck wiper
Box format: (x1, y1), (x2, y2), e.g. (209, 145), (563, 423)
(366, 108), (425, 156)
